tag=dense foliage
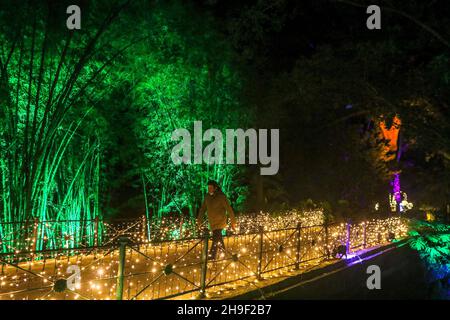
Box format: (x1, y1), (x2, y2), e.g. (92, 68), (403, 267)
(409, 220), (450, 298)
(0, 1), (250, 248)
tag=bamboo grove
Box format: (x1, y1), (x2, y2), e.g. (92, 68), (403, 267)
(0, 1), (249, 251)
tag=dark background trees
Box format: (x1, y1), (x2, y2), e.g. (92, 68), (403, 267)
(207, 0), (450, 217)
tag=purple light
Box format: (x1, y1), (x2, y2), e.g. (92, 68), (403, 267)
(391, 173), (401, 203)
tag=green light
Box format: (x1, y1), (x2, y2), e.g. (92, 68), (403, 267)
(0, 1), (249, 252)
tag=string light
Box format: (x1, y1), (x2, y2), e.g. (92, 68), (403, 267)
(0, 211), (408, 300)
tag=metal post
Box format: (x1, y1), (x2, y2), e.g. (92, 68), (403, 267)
(447, 204), (450, 224)
(24, 219), (29, 251)
(31, 218), (39, 252)
(198, 228), (209, 299)
(179, 217), (184, 239)
(0, 226), (3, 253)
(324, 220), (330, 259)
(295, 222), (301, 270)
(346, 220), (351, 255)
(363, 222), (367, 249)
(116, 236), (128, 300)
(257, 226), (264, 278)
(142, 215), (147, 242)
(94, 217), (99, 247)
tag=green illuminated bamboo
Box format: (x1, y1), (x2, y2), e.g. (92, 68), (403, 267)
(0, 1), (128, 253)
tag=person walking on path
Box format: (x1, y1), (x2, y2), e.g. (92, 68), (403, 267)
(197, 180), (237, 260)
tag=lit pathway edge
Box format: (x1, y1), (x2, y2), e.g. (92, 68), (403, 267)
(223, 239), (409, 300)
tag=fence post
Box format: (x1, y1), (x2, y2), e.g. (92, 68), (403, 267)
(116, 236), (128, 300)
(363, 221), (367, 249)
(24, 219), (29, 251)
(179, 216), (184, 240)
(0, 225), (3, 253)
(295, 222), (301, 270)
(94, 217), (99, 247)
(142, 215), (147, 242)
(198, 228), (209, 299)
(446, 204), (450, 224)
(346, 220), (351, 255)
(257, 226), (264, 279)
(31, 218), (39, 252)
(324, 220), (330, 259)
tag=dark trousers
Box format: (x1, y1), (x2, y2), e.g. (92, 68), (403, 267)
(209, 229), (225, 260)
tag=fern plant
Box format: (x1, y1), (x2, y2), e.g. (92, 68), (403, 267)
(409, 220), (450, 298)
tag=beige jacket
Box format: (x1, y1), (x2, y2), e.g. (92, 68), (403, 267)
(197, 191), (236, 231)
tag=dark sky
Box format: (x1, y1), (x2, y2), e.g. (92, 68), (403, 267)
(194, 0), (449, 73)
